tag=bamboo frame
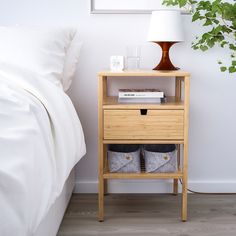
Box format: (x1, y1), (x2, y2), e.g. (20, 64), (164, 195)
(98, 70), (190, 222)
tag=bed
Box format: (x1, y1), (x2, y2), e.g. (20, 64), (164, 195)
(34, 169), (75, 236)
(0, 26), (86, 236)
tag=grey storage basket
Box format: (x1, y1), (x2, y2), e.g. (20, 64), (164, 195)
(108, 144), (141, 173)
(143, 144), (177, 173)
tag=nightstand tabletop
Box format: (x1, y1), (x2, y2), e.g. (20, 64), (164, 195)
(98, 70), (190, 77)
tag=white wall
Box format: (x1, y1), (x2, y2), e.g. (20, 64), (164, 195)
(0, 0), (236, 193)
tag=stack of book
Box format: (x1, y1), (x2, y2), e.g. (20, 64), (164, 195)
(118, 89), (165, 104)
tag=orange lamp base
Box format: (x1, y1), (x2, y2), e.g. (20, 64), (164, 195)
(153, 42), (179, 71)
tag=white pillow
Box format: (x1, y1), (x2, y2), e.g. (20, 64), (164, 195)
(0, 26), (73, 87)
(62, 31), (82, 91)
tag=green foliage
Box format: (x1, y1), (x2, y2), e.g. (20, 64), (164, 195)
(162, 0), (236, 74)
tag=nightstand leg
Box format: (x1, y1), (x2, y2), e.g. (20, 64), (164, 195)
(181, 143), (188, 222)
(103, 145), (108, 195)
(181, 178), (188, 222)
(182, 76), (189, 222)
(104, 179), (108, 195)
(98, 177), (104, 222)
(173, 179), (178, 195)
(173, 144), (180, 195)
(98, 141), (105, 222)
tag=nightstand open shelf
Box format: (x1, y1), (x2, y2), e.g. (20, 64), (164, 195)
(103, 96), (184, 110)
(98, 70), (190, 222)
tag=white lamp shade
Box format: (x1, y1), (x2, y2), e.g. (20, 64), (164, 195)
(147, 10), (184, 42)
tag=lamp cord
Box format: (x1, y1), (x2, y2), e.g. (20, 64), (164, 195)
(178, 179), (236, 195)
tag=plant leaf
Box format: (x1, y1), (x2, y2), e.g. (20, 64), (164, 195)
(192, 11), (201, 22)
(203, 19), (212, 26)
(229, 66), (236, 73)
(220, 66), (227, 72)
(200, 45), (208, 51)
(179, 0), (187, 7)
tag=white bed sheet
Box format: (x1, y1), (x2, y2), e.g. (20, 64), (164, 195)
(0, 64), (86, 236)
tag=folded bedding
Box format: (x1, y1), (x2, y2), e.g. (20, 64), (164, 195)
(0, 63), (86, 236)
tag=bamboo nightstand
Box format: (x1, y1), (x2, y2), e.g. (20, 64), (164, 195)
(98, 70), (190, 222)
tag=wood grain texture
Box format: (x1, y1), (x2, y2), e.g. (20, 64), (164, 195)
(103, 171), (183, 179)
(98, 75), (106, 221)
(57, 194), (236, 236)
(102, 139), (184, 144)
(104, 110), (184, 140)
(98, 70), (190, 77)
(98, 71), (190, 221)
(173, 144), (181, 195)
(174, 74), (182, 199)
(175, 77), (182, 100)
(182, 76), (190, 222)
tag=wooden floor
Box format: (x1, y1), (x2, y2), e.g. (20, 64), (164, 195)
(57, 194), (236, 236)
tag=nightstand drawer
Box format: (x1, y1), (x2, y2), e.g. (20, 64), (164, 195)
(104, 109), (184, 140)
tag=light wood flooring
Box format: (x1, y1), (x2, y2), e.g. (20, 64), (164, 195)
(57, 194), (236, 236)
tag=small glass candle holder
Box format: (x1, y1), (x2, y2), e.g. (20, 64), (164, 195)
(126, 45), (141, 70)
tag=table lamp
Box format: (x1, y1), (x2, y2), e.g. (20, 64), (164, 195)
(147, 10), (184, 70)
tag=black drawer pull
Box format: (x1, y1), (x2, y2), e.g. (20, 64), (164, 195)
(140, 109), (148, 115)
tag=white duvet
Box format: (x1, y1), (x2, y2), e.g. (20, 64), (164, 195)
(0, 64), (86, 236)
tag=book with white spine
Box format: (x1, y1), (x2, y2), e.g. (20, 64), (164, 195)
(119, 89), (164, 98)
(118, 97), (167, 104)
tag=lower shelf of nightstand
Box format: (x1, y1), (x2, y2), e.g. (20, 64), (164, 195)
(103, 171), (183, 179)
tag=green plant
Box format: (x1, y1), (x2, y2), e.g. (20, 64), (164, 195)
(162, 0), (236, 73)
